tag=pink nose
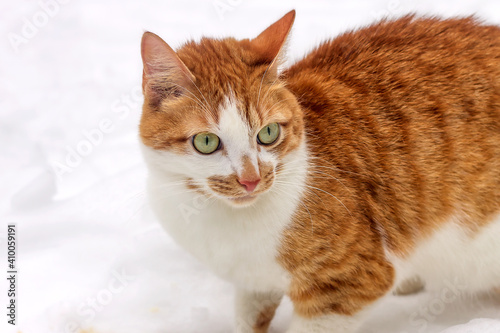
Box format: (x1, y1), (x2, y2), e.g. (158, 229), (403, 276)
(238, 178), (261, 193)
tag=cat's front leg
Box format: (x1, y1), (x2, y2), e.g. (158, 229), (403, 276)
(284, 256), (394, 333)
(235, 288), (283, 333)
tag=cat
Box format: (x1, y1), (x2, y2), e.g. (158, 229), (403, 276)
(139, 10), (500, 333)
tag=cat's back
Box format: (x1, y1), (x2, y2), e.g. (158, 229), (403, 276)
(285, 15), (500, 80)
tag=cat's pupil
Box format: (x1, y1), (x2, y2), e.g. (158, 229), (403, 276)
(267, 126), (271, 135)
(205, 136), (209, 145)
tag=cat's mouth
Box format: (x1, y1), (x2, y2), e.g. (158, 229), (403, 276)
(227, 194), (258, 206)
(213, 185), (273, 207)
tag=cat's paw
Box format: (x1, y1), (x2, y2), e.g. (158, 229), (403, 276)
(393, 276), (425, 295)
(287, 312), (363, 333)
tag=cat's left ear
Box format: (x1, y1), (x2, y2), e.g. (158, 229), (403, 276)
(249, 10), (296, 76)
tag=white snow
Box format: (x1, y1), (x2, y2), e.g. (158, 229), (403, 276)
(1, 0), (499, 332)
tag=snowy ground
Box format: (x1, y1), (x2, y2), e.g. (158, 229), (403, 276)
(1, 0), (500, 332)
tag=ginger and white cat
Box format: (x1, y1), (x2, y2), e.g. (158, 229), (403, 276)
(139, 10), (500, 333)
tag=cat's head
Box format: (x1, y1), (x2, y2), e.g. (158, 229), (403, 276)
(139, 10), (304, 207)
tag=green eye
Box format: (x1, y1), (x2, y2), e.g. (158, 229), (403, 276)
(193, 132), (220, 154)
(257, 123), (280, 145)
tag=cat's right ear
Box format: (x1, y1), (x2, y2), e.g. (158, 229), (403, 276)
(141, 32), (195, 105)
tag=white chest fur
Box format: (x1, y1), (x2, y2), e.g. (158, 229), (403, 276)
(142, 144), (309, 293)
